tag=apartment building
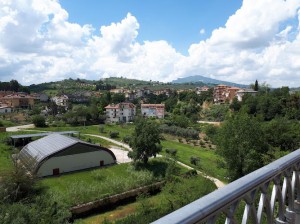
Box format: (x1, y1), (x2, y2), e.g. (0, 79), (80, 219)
(105, 102), (136, 123)
(141, 104), (165, 119)
(213, 85), (228, 104)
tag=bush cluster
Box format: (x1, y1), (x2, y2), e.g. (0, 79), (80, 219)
(109, 131), (119, 138)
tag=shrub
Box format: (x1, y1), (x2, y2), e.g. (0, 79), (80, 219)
(183, 169), (198, 178)
(50, 120), (66, 127)
(109, 131), (119, 138)
(204, 125), (218, 140)
(0, 164), (37, 203)
(99, 124), (105, 133)
(123, 136), (131, 143)
(216, 159), (226, 169)
(190, 156), (200, 166)
(165, 148), (177, 157)
(32, 115), (46, 127)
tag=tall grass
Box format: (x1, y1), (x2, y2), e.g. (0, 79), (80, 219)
(40, 159), (173, 206)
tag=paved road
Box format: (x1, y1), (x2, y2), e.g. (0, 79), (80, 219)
(6, 124), (35, 132)
(109, 146), (132, 163)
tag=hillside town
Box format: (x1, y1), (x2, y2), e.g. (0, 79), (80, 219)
(0, 77), (300, 223)
(0, 81), (258, 123)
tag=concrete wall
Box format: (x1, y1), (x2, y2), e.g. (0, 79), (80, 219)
(37, 150), (115, 177)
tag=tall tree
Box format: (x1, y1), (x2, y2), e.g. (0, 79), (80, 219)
(217, 113), (268, 180)
(254, 80), (259, 91)
(128, 118), (162, 164)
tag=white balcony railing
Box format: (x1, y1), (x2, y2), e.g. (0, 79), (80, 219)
(152, 149), (300, 224)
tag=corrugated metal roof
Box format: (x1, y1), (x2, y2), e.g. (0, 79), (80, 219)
(18, 134), (81, 171)
(10, 131), (79, 139)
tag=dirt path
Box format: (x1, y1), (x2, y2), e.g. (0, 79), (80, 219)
(197, 121), (221, 126)
(84, 134), (132, 151)
(6, 124), (35, 132)
(84, 134), (132, 164)
(177, 161), (225, 188)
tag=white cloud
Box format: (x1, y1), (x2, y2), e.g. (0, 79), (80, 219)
(1, 0), (300, 87)
(185, 0), (300, 86)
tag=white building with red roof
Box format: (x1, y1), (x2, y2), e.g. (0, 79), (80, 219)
(105, 102), (136, 123)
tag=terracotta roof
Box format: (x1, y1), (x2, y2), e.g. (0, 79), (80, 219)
(227, 87), (241, 90)
(3, 94), (34, 99)
(105, 102), (136, 109)
(105, 104), (119, 109)
(141, 104), (165, 108)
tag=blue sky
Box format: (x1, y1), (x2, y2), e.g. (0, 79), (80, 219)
(1, 0), (300, 87)
(60, 0), (242, 54)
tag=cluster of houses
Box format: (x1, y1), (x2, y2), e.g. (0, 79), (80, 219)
(0, 91), (49, 113)
(0, 84), (258, 120)
(0, 91), (94, 113)
(110, 87), (172, 100)
(213, 85), (258, 104)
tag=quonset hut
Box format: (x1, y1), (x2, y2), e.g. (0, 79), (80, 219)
(17, 134), (116, 177)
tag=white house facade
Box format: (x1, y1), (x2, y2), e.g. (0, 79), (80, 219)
(141, 104), (165, 119)
(236, 89), (258, 102)
(51, 95), (69, 107)
(105, 102), (136, 123)
(0, 105), (12, 113)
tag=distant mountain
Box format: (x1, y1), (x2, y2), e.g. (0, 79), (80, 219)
(172, 75), (249, 88)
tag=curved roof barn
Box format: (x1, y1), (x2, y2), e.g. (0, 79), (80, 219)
(18, 134), (116, 177)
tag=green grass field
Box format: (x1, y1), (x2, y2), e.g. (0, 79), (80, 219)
(34, 123), (135, 141)
(161, 139), (227, 182)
